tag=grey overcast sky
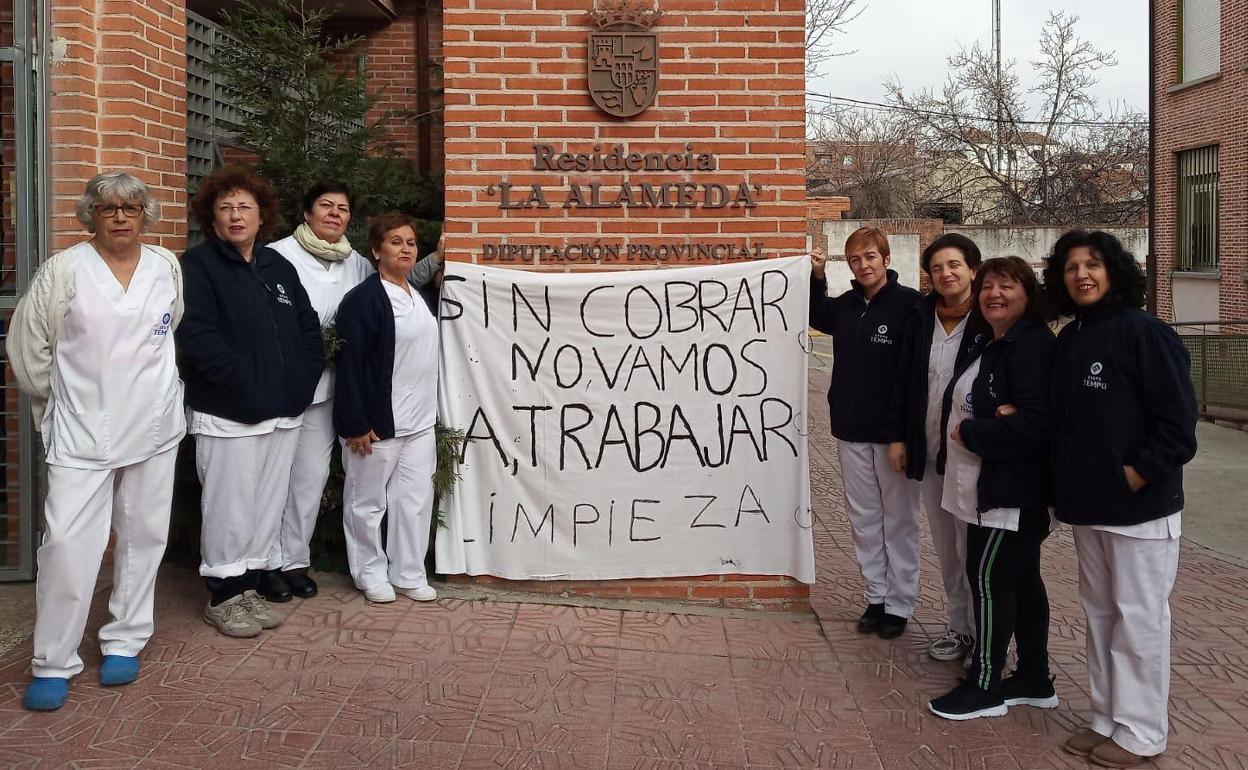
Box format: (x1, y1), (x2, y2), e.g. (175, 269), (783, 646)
(807, 0), (1149, 115)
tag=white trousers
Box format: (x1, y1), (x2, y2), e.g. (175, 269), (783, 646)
(280, 401), (335, 570)
(837, 440), (922, 617)
(341, 427), (435, 591)
(196, 428), (300, 579)
(31, 446), (178, 678)
(920, 465), (974, 636)
(1074, 526), (1179, 757)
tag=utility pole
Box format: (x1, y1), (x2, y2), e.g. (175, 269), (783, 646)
(993, 0), (1003, 178)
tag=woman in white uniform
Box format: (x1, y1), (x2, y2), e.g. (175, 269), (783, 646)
(176, 168), (324, 637)
(1046, 231), (1197, 768)
(333, 212), (440, 604)
(7, 172), (185, 711)
(886, 233), (982, 662)
(267, 182), (374, 600)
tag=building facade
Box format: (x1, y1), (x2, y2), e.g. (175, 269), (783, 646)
(1152, 0), (1247, 325)
(0, 0), (445, 579)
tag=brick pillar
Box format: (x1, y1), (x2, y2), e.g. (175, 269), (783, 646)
(439, 0), (809, 610)
(49, 0), (188, 254)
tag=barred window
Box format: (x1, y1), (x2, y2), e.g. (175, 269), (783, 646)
(1177, 145), (1219, 271)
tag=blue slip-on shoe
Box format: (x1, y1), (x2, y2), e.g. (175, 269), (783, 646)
(99, 655), (140, 686)
(23, 677), (69, 711)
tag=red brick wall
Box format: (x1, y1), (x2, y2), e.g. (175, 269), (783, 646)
(448, 573), (810, 611)
(441, 0), (807, 269)
(1153, 0), (1247, 323)
(49, 0), (188, 254)
(356, 0), (446, 176)
(439, 0), (808, 608)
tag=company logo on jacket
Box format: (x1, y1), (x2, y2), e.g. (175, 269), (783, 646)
(870, 323), (893, 345)
(960, 391), (973, 415)
(151, 311), (172, 343)
(275, 283), (293, 307)
(1083, 361), (1107, 390)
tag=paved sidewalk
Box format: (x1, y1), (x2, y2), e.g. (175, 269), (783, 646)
(0, 369), (1245, 769)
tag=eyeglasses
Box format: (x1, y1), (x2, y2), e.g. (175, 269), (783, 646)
(216, 204), (257, 216)
(95, 203), (143, 218)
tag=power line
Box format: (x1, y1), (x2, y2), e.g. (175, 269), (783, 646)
(806, 92), (1150, 128)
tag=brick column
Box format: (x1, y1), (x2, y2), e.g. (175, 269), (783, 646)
(49, 0), (188, 254)
(440, 0), (809, 610)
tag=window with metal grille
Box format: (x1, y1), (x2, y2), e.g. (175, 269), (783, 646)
(1177, 145), (1219, 271)
(1180, 0), (1220, 82)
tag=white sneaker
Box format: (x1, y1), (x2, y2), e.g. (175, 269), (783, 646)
(928, 629), (974, 661)
(362, 584), (396, 603)
(399, 585), (438, 602)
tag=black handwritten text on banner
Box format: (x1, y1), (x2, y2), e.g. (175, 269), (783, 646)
(434, 257), (815, 583)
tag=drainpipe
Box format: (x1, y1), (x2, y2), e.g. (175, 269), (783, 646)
(1146, 0), (1157, 316)
(415, 0), (432, 175)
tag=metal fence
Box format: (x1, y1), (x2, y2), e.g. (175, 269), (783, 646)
(1173, 320), (1248, 417)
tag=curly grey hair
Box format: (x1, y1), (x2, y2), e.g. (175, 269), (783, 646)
(75, 172), (160, 233)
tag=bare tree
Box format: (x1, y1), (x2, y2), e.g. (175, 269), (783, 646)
(806, 0), (864, 74)
(884, 12), (1148, 225)
(807, 105), (922, 218)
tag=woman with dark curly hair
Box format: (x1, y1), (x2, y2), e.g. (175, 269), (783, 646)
(1045, 230), (1197, 768)
(176, 167), (324, 638)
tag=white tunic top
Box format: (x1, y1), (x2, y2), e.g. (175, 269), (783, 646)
(44, 243), (185, 469)
(940, 358), (1022, 531)
(383, 280), (439, 437)
(925, 312), (968, 461)
(270, 235), (374, 404)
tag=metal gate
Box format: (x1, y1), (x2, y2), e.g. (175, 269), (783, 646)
(0, 0), (40, 580)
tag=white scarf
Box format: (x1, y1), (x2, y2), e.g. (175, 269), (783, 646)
(294, 222), (352, 262)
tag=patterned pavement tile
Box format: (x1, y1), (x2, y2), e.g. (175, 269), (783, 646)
(139, 724), (318, 768)
(619, 613), (729, 657)
(328, 673), (487, 743)
(723, 618), (831, 662)
(616, 650), (734, 703)
(238, 626), (391, 672)
(182, 665), (364, 732)
(371, 630), (505, 682)
(509, 604), (623, 648)
(609, 697), (746, 766)
(302, 735), (465, 770)
(395, 599), (518, 638)
(460, 744), (606, 770)
(493, 642), (619, 694)
(468, 685), (612, 756)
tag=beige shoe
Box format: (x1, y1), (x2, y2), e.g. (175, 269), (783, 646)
(1062, 728), (1109, 758)
(239, 589), (282, 629)
(203, 595), (262, 638)
(1090, 740), (1149, 769)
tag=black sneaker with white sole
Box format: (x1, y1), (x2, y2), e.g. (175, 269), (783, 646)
(999, 671), (1059, 709)
(928, 680), (1007, 721)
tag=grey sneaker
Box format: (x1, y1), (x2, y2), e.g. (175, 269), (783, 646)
(929, 629), (974, 661)
(239, 589), (282, 629)
(203, 595), (262, 638)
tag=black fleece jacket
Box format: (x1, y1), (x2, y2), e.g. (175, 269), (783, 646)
(177, 235), (324, 424)
(333, 274), (438, 441)
(1050, 303), (1198, 526)
(809, 269), (921, 443)
(940, 317), (1055, 516)
(884, 293), (983, 481)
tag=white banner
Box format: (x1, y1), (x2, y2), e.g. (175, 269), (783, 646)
(434, 257), (814, 584)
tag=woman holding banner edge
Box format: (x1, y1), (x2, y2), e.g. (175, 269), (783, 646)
(334, 212), (440, 604)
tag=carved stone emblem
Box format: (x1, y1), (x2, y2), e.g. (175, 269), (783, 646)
(588, 0), (661, 118)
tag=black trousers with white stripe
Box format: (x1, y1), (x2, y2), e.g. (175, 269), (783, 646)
(965, 510), (1051, 691)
